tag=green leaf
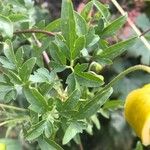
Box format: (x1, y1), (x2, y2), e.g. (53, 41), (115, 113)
(101, 14), (127, 38)
(15, 47), (24, 67)
(76, 88), (113, 119)
(0, 82), (14, 93)
(44, 18), (61, 32)
(95, 19), (105, 35)
(38, 19), (61, 39)
(30, 68), (55, 83)
(74, 64), (104, 87)
(74, 63), (88, 72)
(8, 14), (29, 22)
(91, 115), (101, 130)
(99, 37), (137, 59)
(93, 0), (110, 23)
(75, 72), (104, 87)
(19, 57), (36, 82)
(38, 18), (61, 39)
(0, 139), (22, 150)
(74, 12), (88, 36)
(103, 100), (124, 110)
(63, 121), (86, 145)
(64, 89), (81, 109)
(36, 20), (45, 29)
(49, 42), (66, 65)
(72, 36), (85, 59)
(73, 134), (81, 145)
(4, 89), (17, 102)
(99, 39), (109, 49)
(134, 141), (143, 150)
(23, 87), (48, 113)
(0, 14), (13, 38)
(99, 108), (109, 118)
(5, 70), (22, 84)
(66, 73), (80, 94)
(0, 56), (16, 70)
(81, 1), (93, 21)
(3, 40), (16, 65)
(55, 34), (70, 60)
(38, 83), (53, 95)
(25, 120), (45, 141)
(44, 120), (53, 138)
(38, 137), (64, 150)
(32, 46), (44, 68)
(0, 74), (9, 83)
(49, 61), (66, 73)
(61, 0), (77, 52)
(85, 28), (100, 47)
(45, 138), (64, 150)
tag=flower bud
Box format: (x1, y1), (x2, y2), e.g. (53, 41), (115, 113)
(89, 61), (103, 74)
(124, 84), (150, 146)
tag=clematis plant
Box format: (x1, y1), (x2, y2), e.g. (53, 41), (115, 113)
(0, 0), (150, 149)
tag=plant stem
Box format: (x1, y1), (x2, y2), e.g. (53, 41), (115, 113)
(32, 33), (51, 70)
(70, 60), (74, 67)
(78, 142), (84, 150)
(14, 29), (57, 36)
(111, 0), (150, 52)
(0, 116), (29, 127)
(140, 28), (150, 37)
(102, 65), (150, 91)
(0, 103), (28, 112)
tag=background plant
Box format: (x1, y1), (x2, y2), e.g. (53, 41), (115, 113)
(0, 0), (150, 150)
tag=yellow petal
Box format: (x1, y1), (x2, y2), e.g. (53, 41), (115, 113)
(124, 85), (150, 146)
(143, 84), (150, 90)
(141, 116), (150, 146)
(0, 143), (6, 150)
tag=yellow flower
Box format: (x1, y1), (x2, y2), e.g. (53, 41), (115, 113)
(0, 143), (6, 150)
(124, 84), (150, 146)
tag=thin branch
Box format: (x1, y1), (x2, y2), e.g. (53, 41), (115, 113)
(140, 28), (150, 37)
(32, 33), (51, 70)
(42, 51), (51, 65)
(79, 143), (84, 150)
(0, 103), (28, 112)
(14, 29), (57, 36)
(0, 117), (29, 127)
(111, 0), (150, 52)
(32, 33), (42, 47)
(102, 65), (150, 92)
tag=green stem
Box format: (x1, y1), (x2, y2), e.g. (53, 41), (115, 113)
(70, 60), (74, 67)
(102, 65), (150, 91)
(0, 103), (28, 112)
(0, 116), (30, 127)
(14, 29), (57, 36)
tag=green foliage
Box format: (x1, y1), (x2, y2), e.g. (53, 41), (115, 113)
(63, 121), (87, 145)
(135, 141), (143, 150)
(0, 0), (139, 149)
(0, 15), (13, 38)
(0, 139), (22, 150)
(98, 37), (137, 59)
(101, 14), (127, 38)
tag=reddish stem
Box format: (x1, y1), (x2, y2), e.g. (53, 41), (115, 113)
(14, 29), (56, 36)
